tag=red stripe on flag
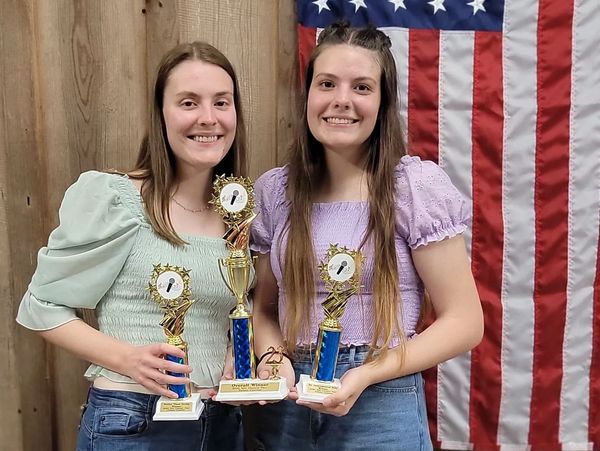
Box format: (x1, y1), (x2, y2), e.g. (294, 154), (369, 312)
(422, 366), (440, 448)
(588, 225), (600, 448)
(407, 29), (440, 162)
(468, 31), (504, 451)
(297, 24), (317, 86)
(528, 1), (573, 448)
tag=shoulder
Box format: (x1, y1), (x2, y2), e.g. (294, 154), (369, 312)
(394, 155), (450, 187)
(254, 166), (289, 206)
(255, 166), (289, 188)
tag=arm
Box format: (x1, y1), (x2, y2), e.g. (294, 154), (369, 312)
(39, 319), (192, 399)
(301, 234), (483, 415)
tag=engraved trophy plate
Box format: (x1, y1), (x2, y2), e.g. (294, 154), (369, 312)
(297, 245), (363, 403)
(212, 176), (287, 401)
(149, 264), (203, 420)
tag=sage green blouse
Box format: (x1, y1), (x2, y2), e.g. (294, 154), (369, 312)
(16, 171), (236, 388)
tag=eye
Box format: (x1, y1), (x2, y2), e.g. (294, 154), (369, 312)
(355, 83), (372, 93)
(319, 80), (335, 89)
(180, 100), (196, 108)
(215, 99), (230, 108)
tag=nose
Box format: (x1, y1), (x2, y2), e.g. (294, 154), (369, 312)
(196, 106), (216, 126)
(332, 88), (351, 109)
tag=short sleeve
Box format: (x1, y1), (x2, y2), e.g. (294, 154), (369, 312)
(395, 155), (471, 249)
(250, 166), (288, 254)
(16, 171), (141, 330)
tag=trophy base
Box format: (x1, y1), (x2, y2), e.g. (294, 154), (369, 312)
(153, 393), (204, 421)
(296, 374), (341, 403)
(214, 378), (288, 401)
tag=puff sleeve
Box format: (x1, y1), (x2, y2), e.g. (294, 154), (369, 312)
(16, 171), (141, 330)
(396, 155), (471, 249)
(250, 166), (289, 254)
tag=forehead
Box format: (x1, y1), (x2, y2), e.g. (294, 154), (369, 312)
(313, 44), (381, 80)
(164, 59), (234, 94)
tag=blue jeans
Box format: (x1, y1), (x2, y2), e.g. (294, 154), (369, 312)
(250, 345), (433, 451)
(76, 387), (243, 451)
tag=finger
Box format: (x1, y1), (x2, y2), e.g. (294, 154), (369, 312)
(158, 343), (187, 359)
(258, 369), (270, 380)
(140, 378), (179, 399)
(159, 358), (193, 375)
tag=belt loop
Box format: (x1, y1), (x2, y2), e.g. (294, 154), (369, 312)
(348, 345), (356, 365)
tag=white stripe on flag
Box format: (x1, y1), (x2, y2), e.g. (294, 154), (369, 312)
(437, 29), (475, 449)
(497, 0), (539, 446)
(559, 0), (600, 447)
(384, 27), (409, 137)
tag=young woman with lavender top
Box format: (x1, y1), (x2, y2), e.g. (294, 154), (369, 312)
(248, 23), (483, 450)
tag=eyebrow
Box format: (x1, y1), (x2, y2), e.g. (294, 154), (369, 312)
(175, 90), (234, 98)
(313, 73), (378, 84)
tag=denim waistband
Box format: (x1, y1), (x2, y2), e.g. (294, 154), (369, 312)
(88, 386), (157, 414)
(293, 344), (372, 365)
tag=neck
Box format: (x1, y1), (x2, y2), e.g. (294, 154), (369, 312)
(318, 148), (369, 202)
(172, 166), (214, 207)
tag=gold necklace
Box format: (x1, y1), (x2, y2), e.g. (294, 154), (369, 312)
(171, 196), (211, 214)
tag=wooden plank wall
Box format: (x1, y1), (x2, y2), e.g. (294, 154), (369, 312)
(0, 1), (298, 450)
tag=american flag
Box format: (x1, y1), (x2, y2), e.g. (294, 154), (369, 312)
(297, 1), (600, 450)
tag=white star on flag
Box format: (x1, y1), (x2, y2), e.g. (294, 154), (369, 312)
(428, 0), (447, 14)
(388, 0), (407, 11)
(313, 0), (331, 13)
(467, 0), (486, 15)
(349, 0), (367, 12)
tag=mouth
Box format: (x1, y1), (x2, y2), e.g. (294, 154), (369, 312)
(188, 135), (221, 143)
(323, 117), (358, 125)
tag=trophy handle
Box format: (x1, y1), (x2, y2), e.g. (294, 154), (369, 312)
(218, 259), (234, 293)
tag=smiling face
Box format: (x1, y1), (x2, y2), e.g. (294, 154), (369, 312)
(307, 44), (382, 160)
(162, 59), (237, 173)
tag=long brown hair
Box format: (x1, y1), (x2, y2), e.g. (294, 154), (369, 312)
(131, 41), (248, 245)
(284, 23), (406, 362)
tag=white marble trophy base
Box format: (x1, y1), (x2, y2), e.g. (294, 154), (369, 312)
(296, 374), (341, 403)
(214, 378), (288, 401)
(153, 393), (204, 421)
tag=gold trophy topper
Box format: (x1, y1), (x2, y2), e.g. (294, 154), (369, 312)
(148, 264), (195, 345)
(211, 175), (256, 246)
(318, 244), (364, 327)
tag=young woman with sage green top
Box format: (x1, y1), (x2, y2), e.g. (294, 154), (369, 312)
(16, 41), (246, 451)
(249, 23), (483, 450)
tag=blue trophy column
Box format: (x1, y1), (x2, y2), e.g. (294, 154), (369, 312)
(166, 353), (189, 398)
(232, 317), (254, 379)
(314, 329), (341, 382)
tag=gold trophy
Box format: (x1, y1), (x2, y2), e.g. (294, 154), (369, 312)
(212, 175), (287, 401)
(297, 244), (363, 403)
(148, 264), (203, 420)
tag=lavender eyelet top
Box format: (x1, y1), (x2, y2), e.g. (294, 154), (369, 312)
(250, 155), (471, 346)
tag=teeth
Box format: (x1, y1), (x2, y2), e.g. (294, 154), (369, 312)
(192, 135), (218, 143)
(326, 117), (355, 124)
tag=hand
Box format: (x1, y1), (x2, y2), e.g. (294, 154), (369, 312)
(296, 366), (369, 416)
(209, 346), (256, 406)
(254, 356), (296, 404)
(121, 343), (192, 399)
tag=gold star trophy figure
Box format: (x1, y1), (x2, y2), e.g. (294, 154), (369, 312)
(212, 175), (287, 401)
(297, 244), (363, 402)
(148, 264), (203, 420)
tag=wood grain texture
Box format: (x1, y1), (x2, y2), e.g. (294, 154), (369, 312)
(276, 0), (299, 165)
(0, 0), (53, 449)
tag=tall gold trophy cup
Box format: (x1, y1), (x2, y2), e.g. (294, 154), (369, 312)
(212, 176), (287, 401)
(148, 264), (204, 420)
(297, 244), (363, 403)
